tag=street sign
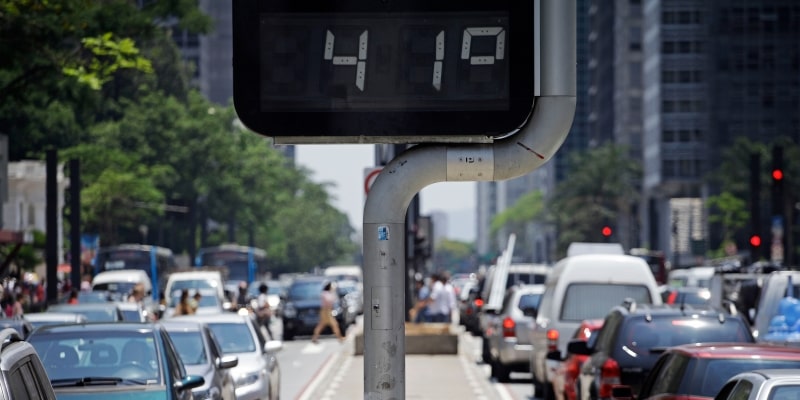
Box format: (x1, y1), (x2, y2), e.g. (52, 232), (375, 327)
(232, 0), (535, 143)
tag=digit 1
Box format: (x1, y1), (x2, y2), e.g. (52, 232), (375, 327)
(460, 27), (506, 65)
(323, 29), (368, 91)
(433, 31), (444, 91)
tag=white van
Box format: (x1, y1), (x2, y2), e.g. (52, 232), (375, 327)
(528, 253), (663, 396)
(323, 265), (363, 284)
(91, 270), (152, 299)
(164, 270), (226, 306)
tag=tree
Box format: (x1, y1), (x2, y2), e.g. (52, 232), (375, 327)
(432, 239), (476, 273)
(547, 144), (641, 257)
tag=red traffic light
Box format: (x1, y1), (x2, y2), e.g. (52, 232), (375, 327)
(602, 226), (613, 237)
(750, 235), (762, 247)
(772, 168), (784, 181)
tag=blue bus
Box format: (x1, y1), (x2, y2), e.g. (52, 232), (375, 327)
(93, 244), (177, 300)
(194, 244), (268, 284)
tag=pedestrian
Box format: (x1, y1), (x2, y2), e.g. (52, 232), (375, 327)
(67, 289), (79, 304)
(236, 281), (249, 310)
(191, 291), (202, 313)
(311, 281), (345, 344)
(173, 289), (193, 316)
(441, 271), (458, 324)
(127, 283), (145, 304)
(256, 283), (274, 338)
(11, 293), (24, 317)
(428, 273), (450, 323)
(410, 275), (432, 323)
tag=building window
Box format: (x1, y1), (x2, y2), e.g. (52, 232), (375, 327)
(663, 160), (675, 178)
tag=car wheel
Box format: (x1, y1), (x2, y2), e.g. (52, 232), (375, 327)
(491, 360), (511, 383)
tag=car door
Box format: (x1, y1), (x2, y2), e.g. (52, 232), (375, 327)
(161, 329), (193, 400)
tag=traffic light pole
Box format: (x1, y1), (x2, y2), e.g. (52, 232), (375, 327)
(362, 1), (576, 397)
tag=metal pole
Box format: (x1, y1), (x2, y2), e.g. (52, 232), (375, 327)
(362, 1), (575, 397)
(46, 150), (59, 304)
(69, 159), (81, 291)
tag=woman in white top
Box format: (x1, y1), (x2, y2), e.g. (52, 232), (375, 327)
(311, 281), (345, 343)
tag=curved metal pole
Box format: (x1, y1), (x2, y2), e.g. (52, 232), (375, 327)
(362, 0), (576, 398)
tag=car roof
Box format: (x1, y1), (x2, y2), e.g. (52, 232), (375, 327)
(666, 343), (800, 359)
(168, 313), (251, 324)
(31, 322), (159, 334)
(24, 312), (86, 321)
(159, 320), (204, 331)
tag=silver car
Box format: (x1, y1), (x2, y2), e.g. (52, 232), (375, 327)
(486, 284), (544, 382)
(162, 320), (239, 400)
(173, 313), (282, 400)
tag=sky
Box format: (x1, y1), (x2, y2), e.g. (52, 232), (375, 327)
(295, 144), (476, 242)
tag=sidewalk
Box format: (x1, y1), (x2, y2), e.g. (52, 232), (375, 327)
(298, 327), (505, 400)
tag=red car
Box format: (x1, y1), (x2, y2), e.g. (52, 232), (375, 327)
(616, 343), (800, 400)
(553, 319), (604, 400)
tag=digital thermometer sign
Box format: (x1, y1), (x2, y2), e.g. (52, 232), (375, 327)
(233, 1), (535, 141)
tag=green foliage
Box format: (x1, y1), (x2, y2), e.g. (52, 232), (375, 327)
(706, 191), (748, 243)
(1, 1), (359, 272)
(63, 33), (153, 90)
(432, 239), (476, 273)
(547, 144), (642, 257)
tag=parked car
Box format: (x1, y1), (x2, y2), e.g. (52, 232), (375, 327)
(162, 320), (239, 400)
(46, 303), (125, 322)
(615, 343), (800, 400)
(529, 253), (663, 399)
(282, 275), (348, 340)
(550, 319), (603, 400)
(569, 302), (754, 400)
(28, 322), (205, 400)
(175, 313), (282, 400)
(714, 369), (800, 400)
(485, 284), (544, 382)
(0, 327), (57, 399)
(24, 312), (87, 330)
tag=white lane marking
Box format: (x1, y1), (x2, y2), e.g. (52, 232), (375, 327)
(301, 342), (325, 354)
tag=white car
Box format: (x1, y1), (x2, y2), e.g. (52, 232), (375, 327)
(715, 369), (800, 400)
(164, 270), (227, 306)
(171, 313), (282, 400)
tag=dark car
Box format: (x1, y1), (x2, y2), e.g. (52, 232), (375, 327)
(281, 276), (348, 341)
(162, 320), (239, 400)
(626, 343), (800, 400)
(27, 322), (204, 400)
(569, 301), (754, 400)
(0, 327), (56, 399)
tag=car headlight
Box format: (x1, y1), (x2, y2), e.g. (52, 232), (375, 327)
(235, 371), (264, 388)
(283, 304), (297, 318)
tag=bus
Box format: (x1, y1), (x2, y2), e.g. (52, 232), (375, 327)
(93, 244), (178, 300)
(194, 244), (268, 284)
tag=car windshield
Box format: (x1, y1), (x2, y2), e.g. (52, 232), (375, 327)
(689, 358), (800, 397)
(167, 331), (207, 365)
(92, 282), (137, 295)
(49, 306), (119, 322)
(207, 322), (257, 353)
(288, 281), (323, 300)
(171, 279), (215, 291)
(560, 283), (652, 321)
(518, 293), (542, 310)
(170, 292), (220, 308)
(29, 330), (162, 385)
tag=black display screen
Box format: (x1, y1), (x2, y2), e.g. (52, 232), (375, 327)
(233, 0), (535, 140)
(260, 13), (509, 112)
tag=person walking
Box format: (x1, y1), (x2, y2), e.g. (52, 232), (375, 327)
(173, 289), (194, 316)
(256, 283), (274, 338)
(311, 281), (345, 344)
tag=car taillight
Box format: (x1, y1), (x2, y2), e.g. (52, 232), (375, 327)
(546, 329), (559, 352)
(598, 358), (621, 398)
(502, 317), (516, 338)
(474, 298), (484, 308)
(565, 356), (581, 379)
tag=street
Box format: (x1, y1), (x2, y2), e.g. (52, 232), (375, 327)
(273, 316), (541, 400)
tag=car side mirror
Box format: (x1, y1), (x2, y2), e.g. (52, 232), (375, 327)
(264, 340), (283, 353)
(174, 375), (205, 392)
(566, 339), (592, 356)
(611, 385), (635, 400)
(217, 355), (238, 369)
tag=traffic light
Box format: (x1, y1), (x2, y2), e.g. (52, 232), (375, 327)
(601, 226), (612, 238)
(772, 145), (785, 216)
(749, 153), (762, 261)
